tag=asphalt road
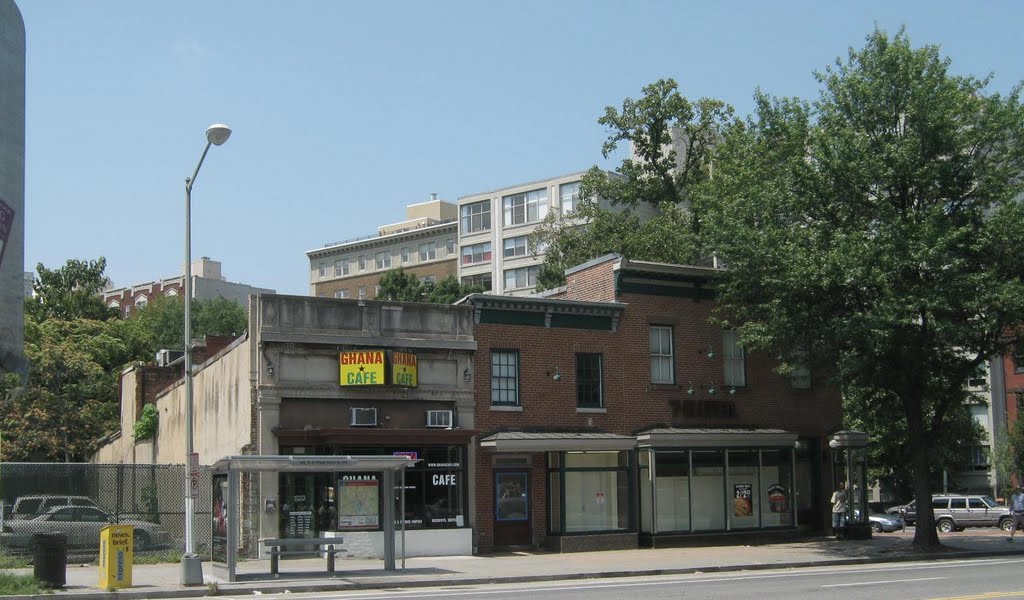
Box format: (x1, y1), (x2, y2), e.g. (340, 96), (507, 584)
(206, 556), (1024, 600)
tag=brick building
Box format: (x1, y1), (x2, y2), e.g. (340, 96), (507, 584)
(460, 255), (842, 552)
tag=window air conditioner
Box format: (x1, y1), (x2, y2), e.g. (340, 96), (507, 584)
(351, 407), (377, 427)
(426, 410), (453, 428)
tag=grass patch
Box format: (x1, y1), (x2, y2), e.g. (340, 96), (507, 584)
(134, 549), (183, 565)
(0, 572), (46, 595)
(0, 551), (30, 569)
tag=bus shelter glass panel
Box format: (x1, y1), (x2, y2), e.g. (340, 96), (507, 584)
(691, 450), (725, 531)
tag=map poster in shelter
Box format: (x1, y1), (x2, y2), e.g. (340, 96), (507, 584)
(211, 474), (228, 563)
(336, 476), (380, 529)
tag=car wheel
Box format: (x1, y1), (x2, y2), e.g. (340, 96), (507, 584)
(1000, 518), (1013, 532)
(870, 522), (882, 533)
(133, 530), (150, 551)
(937, 519), (955, 533)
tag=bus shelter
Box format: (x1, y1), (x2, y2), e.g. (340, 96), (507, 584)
(209, 454), (419, 582)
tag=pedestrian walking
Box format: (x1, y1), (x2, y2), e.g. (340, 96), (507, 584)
(831, 482), (848, 536)
(1008, 486), (1024, 542)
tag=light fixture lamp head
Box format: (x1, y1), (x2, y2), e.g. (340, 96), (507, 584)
(552, 367), (562, 382)
(707, 382), (717, 395)
(206, 123), (232, 146)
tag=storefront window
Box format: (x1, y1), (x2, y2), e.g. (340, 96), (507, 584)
(548, 450), (632, 534)
(280, 445), (467, 531)
(760, 449), (795, 527)
(691, 450), (725, 531)
(655, 451), (690, 532)
(727, 450), (759, 529)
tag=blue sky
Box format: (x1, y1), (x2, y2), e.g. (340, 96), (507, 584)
(16, 0), (1024, 296)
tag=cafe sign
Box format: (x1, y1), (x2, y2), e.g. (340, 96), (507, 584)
(391, 351), (418, 387)
(340, 350), (385, 386)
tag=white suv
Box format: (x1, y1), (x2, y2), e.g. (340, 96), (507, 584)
(9, 495), (99, 519)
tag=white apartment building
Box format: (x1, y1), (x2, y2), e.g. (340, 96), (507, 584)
(457, 171), (588, 296)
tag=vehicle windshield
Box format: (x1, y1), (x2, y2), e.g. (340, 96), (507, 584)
(981, 496), (998, 508)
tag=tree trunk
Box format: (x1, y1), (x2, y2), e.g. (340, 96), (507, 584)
(906, 387), (941, 549)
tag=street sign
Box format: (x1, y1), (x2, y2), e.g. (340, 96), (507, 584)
(190, 473), (199, 499)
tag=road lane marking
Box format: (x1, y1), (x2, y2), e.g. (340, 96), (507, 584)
(822, 576), (946, 588)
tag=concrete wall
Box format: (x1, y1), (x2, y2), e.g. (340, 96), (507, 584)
(0, 0), (25, 377)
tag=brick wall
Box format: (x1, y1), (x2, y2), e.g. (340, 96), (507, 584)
(469, 285), (842, 549)
(564, 257), (617, 303)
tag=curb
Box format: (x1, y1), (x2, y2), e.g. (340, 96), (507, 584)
(19, 548), (1022, 600)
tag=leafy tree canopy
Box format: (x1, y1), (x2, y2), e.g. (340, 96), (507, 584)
(25, 258), (117, 322)
(701, 27), (1024, 548)
(377, 269), (483, 304)
(129, 295), (248, 356)
(531, 79), (731, 288)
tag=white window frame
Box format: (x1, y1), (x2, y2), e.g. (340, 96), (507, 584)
(560, 181), (580, 215)
(358, 286), (367, 300)
(401, 247), (411, 264)
(446, 238), (455, 255)
(504, 265), (539, 290)
(419, 241), (437, 261)
(502, 188), (548, 226)
(375, 251), (391, 270)
(503, 236), (528, 259)
(358, 255), (366, 271)
(461, 242), (492, 265)
(491, 350), (519, 406)
(461, 200), (491, 234)
(334, 289), (349, 299)
(723, 329), (746, 387)
(650, 326), (674, 384)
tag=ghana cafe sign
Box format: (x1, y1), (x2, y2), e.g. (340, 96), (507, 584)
(339, 350), (417, 387)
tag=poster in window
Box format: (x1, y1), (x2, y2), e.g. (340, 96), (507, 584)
(768, 484), (788, 513)
(211, 474), (228, 564)
(733, 483), (753, 517)
(337, 478), (380, 529)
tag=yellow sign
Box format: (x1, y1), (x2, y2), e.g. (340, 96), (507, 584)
(392, 351), (418, 387)
(340, 350), (385, 385)
(98, 525), (133, 589)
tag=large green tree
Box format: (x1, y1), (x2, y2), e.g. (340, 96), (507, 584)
(25, 258), (116, 322)
(531, 79), (731, 288)
(129, 295), (248, 356)
(701, 28), (1024, 549)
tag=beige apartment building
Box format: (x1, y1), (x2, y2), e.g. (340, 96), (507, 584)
(307, 197), (458, 300)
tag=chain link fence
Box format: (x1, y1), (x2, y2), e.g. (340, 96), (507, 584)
(0, 463), (212, 562)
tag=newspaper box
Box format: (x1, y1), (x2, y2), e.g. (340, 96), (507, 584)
(98, 525), (133, 589)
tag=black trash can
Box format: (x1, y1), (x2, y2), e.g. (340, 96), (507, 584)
(32, 532), (67, 588)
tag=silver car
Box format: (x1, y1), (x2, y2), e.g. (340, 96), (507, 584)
(2, 505), (171, 551)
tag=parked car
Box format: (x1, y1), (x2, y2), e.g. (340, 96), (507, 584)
(867, 512), (904, 533)
(886, 494), (1011, 532)
(8, 495), (99, 519)
(1, 506), (171, 551)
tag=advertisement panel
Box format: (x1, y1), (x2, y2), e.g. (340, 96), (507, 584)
(339, 350), (385, 386)
(391, 351), (418, 387)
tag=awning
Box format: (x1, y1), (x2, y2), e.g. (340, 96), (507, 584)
(209, 454), (419, 473)
(480, 432), (636, 452)
(636, 428), (797, 448)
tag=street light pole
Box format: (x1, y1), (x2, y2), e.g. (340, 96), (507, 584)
(181, 123), (231, 586)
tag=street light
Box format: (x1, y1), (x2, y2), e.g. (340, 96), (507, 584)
(181, 123), (231, 585)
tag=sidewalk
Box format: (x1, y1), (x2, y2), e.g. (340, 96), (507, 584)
(12, 529), (1024, 599)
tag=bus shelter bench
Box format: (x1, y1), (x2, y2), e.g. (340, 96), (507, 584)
(261, 537), (346, 575)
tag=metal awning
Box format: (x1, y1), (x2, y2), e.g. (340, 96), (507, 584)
(636, 428), (797, 448)
(480, 432), (636, 452)
(209, 454), (419, 473)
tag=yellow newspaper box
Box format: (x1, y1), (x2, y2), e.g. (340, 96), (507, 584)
(98, 525), (133, 589)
